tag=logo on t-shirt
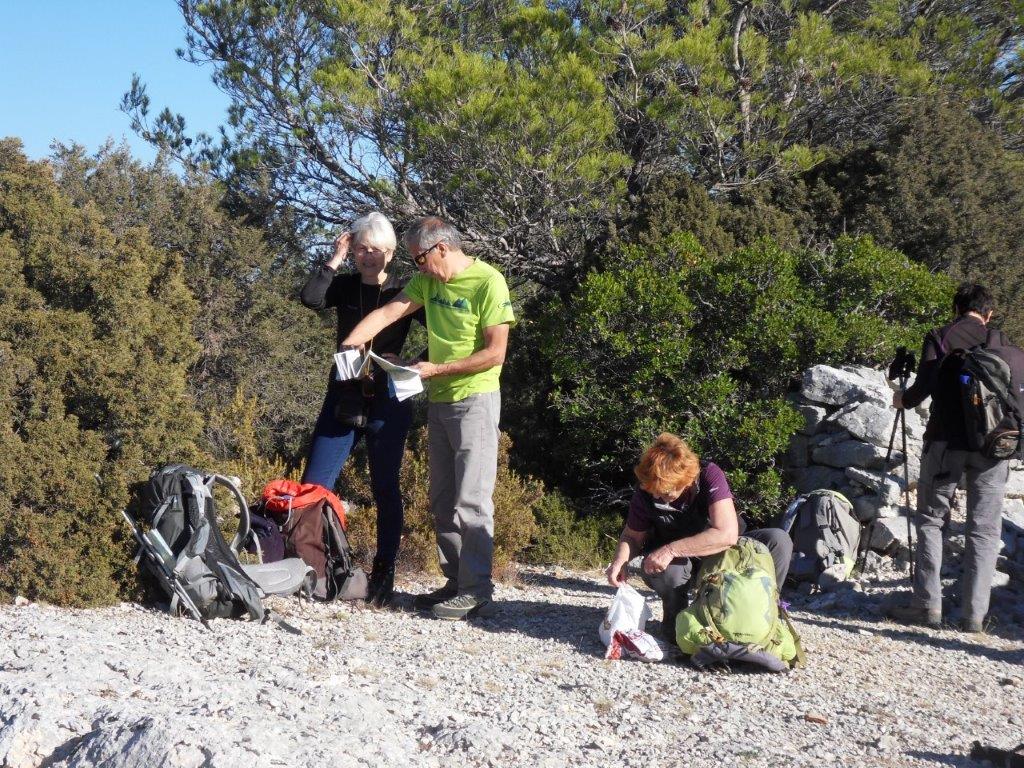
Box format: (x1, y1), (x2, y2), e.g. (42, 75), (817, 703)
(430, 295), (471, 312)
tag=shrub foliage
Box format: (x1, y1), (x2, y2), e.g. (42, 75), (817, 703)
(539, 234), (951, 521)
(342, 429), (543, 578)
(0, 140), (202, 605)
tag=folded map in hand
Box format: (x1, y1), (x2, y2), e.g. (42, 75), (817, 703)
(332, 350), (423, 402)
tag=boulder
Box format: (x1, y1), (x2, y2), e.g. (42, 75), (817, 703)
(827, 400), (896, 448)
(790, 466), (846, 495)
(845, 467), (904, 506)
(903, 408), (926, 443)
(812, 440), (899, 470)
(875, 505), (902, 519)
(810, 429), (850, 447)
(840, 364), (891, 393)
(869, 516), (912, 552)
(796, 404), (829, 436)
(852, 495), (882, 522)
(851, 495), (900, 522)
(801, 365), (891, 407)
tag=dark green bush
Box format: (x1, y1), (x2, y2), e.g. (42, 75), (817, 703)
(0, 140), (202, 605)
(539, 234), (951, 521)
(524, 492), (620, 570)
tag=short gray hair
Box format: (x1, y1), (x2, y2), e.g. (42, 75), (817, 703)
(351, 212), (396, 252)
(404, 216), (462, 252)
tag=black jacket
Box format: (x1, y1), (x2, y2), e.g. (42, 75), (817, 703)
(300, 267), (426, 395)
(299, 267), (424, 356)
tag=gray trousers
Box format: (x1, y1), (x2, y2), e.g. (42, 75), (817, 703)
(633, 528), (793, 632)
(427, 391), (500, 599)
(913, 441), (1008, 621)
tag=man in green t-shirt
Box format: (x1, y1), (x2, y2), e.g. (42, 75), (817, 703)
(341, 216), (516, 620)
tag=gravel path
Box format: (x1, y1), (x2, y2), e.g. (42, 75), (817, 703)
(1, 563), (1022, 768)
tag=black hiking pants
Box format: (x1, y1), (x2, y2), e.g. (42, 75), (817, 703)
(633, 528), (793, 641)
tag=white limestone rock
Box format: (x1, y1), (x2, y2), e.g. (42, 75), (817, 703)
(845, 467), (905, 506)
(802, 365), (891, 407)
(796, 404), (829, 436)
(869, 516), (912, 552)
(812, 440), (899, 470)
(827, 400), (896, 448)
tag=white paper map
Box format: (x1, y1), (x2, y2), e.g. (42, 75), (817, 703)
(332, 350), (424, 402)
(366, 351), (424, 401)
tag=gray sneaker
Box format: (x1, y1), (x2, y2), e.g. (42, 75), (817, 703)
(431, 593), (495, 620)
(413, 583), (458, 610)
(886, 601), (941, 629)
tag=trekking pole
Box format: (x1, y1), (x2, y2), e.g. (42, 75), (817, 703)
(897, 393), (914, 582)
(883, 347), (917, 582)
(120, 509), (210, 628)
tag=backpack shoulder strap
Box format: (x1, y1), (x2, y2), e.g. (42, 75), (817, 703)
(779, 604), (806, 668)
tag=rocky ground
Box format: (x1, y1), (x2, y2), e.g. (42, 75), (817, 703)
(2, 556), (1022, 768)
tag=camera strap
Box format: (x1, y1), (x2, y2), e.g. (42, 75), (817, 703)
(358, 281), (385, 378)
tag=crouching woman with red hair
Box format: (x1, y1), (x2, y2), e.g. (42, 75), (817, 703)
(605, 433), (793, 643)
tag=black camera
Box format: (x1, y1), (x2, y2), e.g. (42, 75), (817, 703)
(887, 346), (916, 382)
(332, 377), (374, 428)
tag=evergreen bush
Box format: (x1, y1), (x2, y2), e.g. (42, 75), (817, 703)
(341, 428), (543, 578)
(0, 140), (202, 605)
(539, 234), (951, 521)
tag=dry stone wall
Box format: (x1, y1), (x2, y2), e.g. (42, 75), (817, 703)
(786, 364), (1024, 574)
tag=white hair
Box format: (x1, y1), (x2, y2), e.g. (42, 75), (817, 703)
(404, 216), (462, 251)
(351, 212), (396, 252)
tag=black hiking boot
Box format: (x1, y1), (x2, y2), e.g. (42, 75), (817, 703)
(660, 588), (689, 645)
(366, 557), (395, 609)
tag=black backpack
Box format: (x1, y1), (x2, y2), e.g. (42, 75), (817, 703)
(938, 330), (1023, 460)
(132, 464), (266, 621)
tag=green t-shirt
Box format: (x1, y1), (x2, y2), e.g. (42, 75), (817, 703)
(403, 259), (516, 402)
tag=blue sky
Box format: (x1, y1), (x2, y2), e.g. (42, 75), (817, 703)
(0, 1), (230, 161)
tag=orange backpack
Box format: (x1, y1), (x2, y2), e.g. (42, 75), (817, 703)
(258, 480), (365, 600)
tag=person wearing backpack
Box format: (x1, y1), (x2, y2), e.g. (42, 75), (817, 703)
(889, 283), (1024, 632)
(299, 212), (425, 608)
(604, 433), (793, 644)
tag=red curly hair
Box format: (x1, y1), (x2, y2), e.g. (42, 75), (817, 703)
(634, 433), (700, 497)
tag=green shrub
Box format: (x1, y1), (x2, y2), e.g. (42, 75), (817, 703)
(525, 492), (620, 570)
(341, 428), (543, 578)
(0, 140), (202, 606)
(539, 234), (951, 522)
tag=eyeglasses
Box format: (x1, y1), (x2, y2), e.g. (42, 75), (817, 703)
(410, 241), (442, 266)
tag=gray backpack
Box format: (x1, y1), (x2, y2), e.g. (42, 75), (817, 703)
(126, 465), (314, 626)
(779, 490), (860, 583)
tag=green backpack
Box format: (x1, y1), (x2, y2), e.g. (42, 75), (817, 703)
(675, 537), (805, 672)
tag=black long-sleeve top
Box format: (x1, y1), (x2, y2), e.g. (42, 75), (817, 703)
(300, 266), (425, 391)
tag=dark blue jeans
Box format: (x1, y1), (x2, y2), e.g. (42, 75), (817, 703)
(302, 384), (413, 564)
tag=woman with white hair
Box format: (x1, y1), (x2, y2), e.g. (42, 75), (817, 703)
(299, 212), (424, 608)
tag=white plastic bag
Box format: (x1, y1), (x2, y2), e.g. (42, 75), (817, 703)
(599, 585), (663, 661)
(612, 629), (665, 662)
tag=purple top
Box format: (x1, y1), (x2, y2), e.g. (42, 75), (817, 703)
(626, 461), (733, 539)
